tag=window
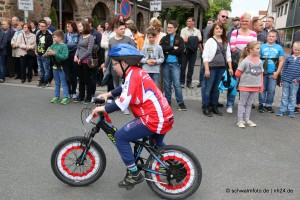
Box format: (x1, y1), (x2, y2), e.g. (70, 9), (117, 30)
(285, 4), (288, 14)
(281, 5), (284, 16)
(290, 0), (294, 9)
(278, 7), (280, 17)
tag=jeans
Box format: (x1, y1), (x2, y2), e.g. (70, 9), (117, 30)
(20, 55), (34, 81)
(202, 68), (225, 106)
(279, 81), (299, 112)
(199, 62), (204, 84)
(149, 73), (159, 85)
(37, 55), (50, 82)
(226, 75), (237, 108)
(0, 55), (5, 79)
(181, 51), (197, 85)
(259, 73), (277, 107)
(53, 69), (69, 98)
(163, 63), (184, 104)
(115, 117), (165, 166)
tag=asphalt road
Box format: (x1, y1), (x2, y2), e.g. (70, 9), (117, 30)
(0, 84), (299, 200)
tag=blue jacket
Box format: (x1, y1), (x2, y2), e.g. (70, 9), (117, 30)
(0, 29), (9, 56)
(64, 33), (79, 54)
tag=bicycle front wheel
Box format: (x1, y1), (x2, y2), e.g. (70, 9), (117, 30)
(51, 136), (106, 186)
(145, 145), (202, 199)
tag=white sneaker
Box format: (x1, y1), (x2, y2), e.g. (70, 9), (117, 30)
(246, 120), (256, 127)
(237, 121), (246, 128)
(226, 107), (233, 114)
(123, 108), (130, 115)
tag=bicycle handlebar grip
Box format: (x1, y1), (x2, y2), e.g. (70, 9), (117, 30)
(93, 98), (106, 104)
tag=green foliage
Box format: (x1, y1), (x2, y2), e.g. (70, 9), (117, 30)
(158, 7), (193, 32)
(93, 15), (99, 29)
(203, 0), (232, 28)
(49, 7), (58, 29)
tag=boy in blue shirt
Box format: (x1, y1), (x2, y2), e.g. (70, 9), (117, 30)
(258, 30), (284, 113)
(276, 41), (300, 117)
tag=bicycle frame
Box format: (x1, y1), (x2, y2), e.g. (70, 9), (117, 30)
(81, 112), (169, 177)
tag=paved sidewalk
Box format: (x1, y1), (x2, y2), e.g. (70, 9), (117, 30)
(2, 68), (282, 108)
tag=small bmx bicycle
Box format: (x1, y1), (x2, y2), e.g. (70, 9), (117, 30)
(51, 98), (202, 199)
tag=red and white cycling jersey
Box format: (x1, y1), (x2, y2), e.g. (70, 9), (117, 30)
(115, 67), (174, 134)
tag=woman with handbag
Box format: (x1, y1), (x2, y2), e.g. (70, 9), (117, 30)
(74, 21), (95, 104)
(228, 12), (257, 113)
(202, 22), (232, 117)
(16, 23), (36, 83)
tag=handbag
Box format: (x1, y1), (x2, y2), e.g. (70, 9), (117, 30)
(87, 58), (98, 68)
(22, 33), (35, 57)
(231, 30), (241, 72)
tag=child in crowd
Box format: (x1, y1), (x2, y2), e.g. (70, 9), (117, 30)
(276, 41), (300, 118)
(235, 41), (264, 128)
(140, 28), (164, 85)
(46, 30), (69, 104)
(258, 30), (284, 113)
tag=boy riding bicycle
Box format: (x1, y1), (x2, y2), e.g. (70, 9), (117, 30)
(92, 44), (174, 188)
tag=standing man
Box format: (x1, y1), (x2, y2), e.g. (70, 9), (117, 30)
(197, 18), (214, 88)
(44, 17), (56, 34)
(11, 16), (19, 31)
(252, 19), (267, 44)
(180, 17), (202, 89)
(36, 20), (53, 87)
(227, 16), (240, 42)
(261, 16), (281, 45)
(160, 20), (187, 111)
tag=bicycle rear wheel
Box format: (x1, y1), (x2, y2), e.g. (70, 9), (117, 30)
(145, 145), (202, 199)
(51, 136), (106, 186)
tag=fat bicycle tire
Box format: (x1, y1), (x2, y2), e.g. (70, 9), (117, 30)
(145, 145), (202, 199)
(51, 136), (106, 186)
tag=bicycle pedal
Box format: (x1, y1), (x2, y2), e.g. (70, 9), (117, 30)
(126, 185), (135, 190)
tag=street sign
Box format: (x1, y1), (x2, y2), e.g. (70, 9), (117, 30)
(18, 0), (33, 11)
(150, 1), (161, 12)
(120, 0), (131, 19)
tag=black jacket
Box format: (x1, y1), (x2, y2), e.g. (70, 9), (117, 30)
(159, 34), (184, 64)
(36, 30), (53, 56)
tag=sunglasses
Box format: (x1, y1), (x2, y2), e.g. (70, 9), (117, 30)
(221, 15), (229, 19)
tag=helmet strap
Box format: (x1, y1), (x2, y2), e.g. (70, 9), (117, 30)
(119, 61), (130, 84)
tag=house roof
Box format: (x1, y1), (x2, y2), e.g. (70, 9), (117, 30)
(275, 0), (289, 6)
(272, 0), (282, 11)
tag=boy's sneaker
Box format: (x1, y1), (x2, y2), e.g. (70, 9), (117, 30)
(245, 120), (256, 127)
(118, 170), (144, 188)
(294, 107), (299, 114)
(265, 106), (275, 113)
(289, 111), (295, 118)
(37, 80), (43, 87)
(42, 82), (49, 88)
(237, 121), (246, 128)
(74, 97), (84, 103)
(51, 97), (60, 103)
(276, 111), (285, 116)
(61, 98), (69, 105)
(187, 84), (194, 89)
(258, 105), (266, 113)
(123, 108), (130, 115)
(178, 103), (187, 111)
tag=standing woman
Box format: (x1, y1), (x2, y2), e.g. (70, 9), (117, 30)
(0, 22), (8, 83)
(74, 21), (95, 104)
(64, 20), (79, 98)
(11, 21), (24, 79)
(202, 22), (233, 117)
(228, 12), (257, 113)
(17, 23), (36, 83)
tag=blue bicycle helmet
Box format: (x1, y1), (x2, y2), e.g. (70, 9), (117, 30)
(108, 43), (144, 66)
